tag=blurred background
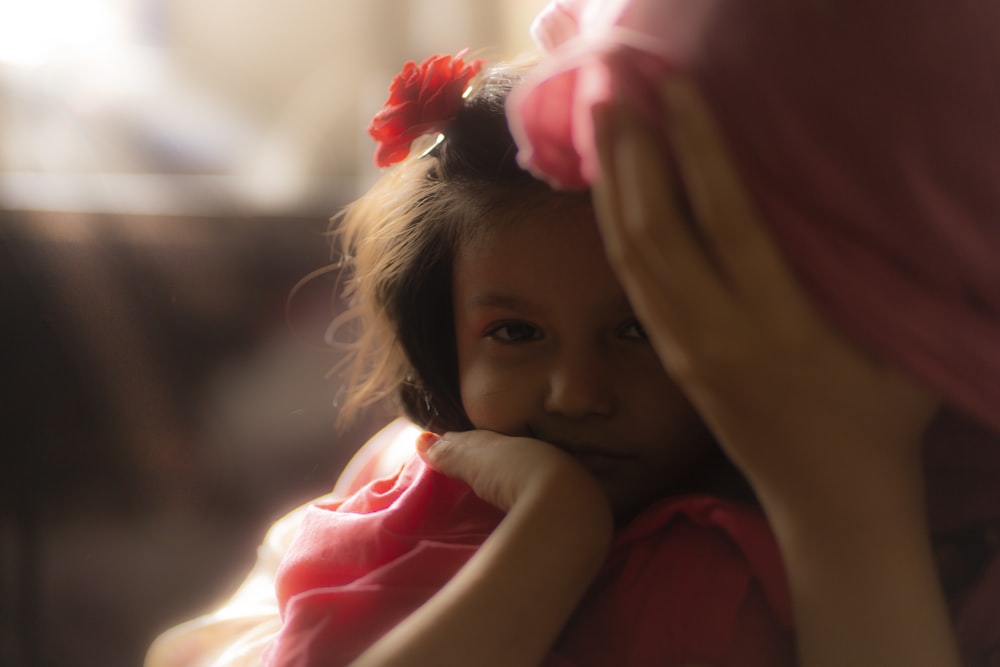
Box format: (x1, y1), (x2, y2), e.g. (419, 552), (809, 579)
(0, 1), (544, 665)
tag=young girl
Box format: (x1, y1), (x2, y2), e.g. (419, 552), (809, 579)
(260, 51), (975, 666)
(148, 1), (1000, 660)
(263, 55), (794, 667)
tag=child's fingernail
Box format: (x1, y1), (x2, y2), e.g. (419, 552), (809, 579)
(415, 431), (441, 455)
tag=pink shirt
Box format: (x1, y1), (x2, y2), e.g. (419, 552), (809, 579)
(264, 456), (793, 666)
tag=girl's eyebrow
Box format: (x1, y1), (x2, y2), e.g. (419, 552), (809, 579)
(462, 291), (636, 318)
(462, 291), (541, 315)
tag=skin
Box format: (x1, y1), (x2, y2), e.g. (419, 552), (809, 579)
(452, 203), (716, 523)
(590, 79), (960, 667)
(353, 431), (613, 667)
(355, 79), (961, 667)
(356, 148), (718, 667)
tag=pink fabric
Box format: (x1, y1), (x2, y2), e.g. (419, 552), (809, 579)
(507, 0), (1000, 440)
(264, 456), (794, 666)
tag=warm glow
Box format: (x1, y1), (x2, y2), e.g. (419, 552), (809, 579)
(0, 0), (125, 66)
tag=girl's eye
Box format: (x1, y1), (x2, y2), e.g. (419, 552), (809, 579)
(619, 318), (648, 341)
(486, 321), (543, 343)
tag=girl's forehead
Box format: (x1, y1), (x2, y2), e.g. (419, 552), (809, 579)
(455, 200), (617, 283)
(452, 209), (633, 327)
(458, 191), (595, 249)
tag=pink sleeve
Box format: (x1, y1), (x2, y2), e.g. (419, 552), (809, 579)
(264, 457), (504, 667)
(550, 495), (794, 666)
(266, 485), (793, 667)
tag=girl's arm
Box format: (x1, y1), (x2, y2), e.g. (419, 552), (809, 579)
(590, 79), (960, 667)
(351, 431), (613, 667)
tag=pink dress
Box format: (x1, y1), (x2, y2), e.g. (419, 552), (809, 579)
(263, 456), (794, 667)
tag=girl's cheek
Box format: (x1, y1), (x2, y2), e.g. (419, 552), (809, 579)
(459, 365), (530, 432)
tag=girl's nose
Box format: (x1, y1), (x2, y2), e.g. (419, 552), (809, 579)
(543, 346), (616, 419)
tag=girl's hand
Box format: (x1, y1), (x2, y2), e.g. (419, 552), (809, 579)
(353, 430), (612, 667)
(590, 78), (938, 511)
(417, 429), (609, 515)
(590, 78), (959, 667)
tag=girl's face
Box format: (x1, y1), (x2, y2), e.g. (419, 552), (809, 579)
(453, 201), (715, 522)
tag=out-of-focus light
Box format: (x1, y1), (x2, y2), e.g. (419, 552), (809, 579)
(0, 0), (124, 66)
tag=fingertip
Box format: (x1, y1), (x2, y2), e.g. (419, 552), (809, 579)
(415, 431), (441, 456)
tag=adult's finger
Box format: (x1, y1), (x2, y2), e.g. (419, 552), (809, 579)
(593, 101), (728, 310)
(661, 78), (798, 301)
(592, 99), (736, 377)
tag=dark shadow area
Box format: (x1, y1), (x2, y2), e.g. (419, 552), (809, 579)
(0, 209), (391, 667)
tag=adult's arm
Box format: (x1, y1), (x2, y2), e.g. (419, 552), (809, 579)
(590, 78), (961, 667)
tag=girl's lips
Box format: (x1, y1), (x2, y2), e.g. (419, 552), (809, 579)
(572, 451), (626, 476)
(551, 442), (629, 476)
(525, 428), (630, 475)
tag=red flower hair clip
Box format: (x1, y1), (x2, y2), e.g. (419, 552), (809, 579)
(368, 49), (485, 168)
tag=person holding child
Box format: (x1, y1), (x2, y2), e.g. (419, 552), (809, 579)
(148, 0), (1000, 665)
(507, 0), (1000, 663)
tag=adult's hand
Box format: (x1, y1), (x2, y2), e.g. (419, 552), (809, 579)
(590, 78), (938, 508)
(590, 77), (959, 667)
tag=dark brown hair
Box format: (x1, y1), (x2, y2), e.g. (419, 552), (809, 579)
(333, 57), (587, 432)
